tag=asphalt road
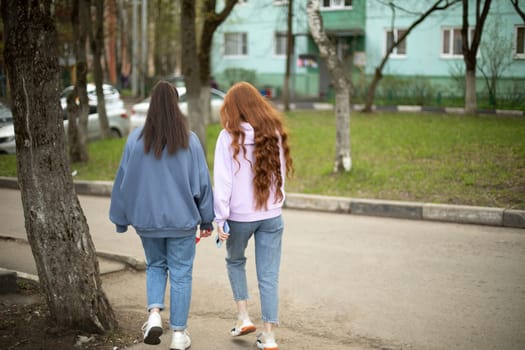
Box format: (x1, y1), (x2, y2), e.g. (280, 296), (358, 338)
(1, 187), (524, 350)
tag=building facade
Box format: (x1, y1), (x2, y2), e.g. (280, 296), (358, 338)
(211, 0), (525, 107)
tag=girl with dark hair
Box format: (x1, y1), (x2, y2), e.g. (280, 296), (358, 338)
(110, 81), (214, 350)
(214, 81), (293, 350)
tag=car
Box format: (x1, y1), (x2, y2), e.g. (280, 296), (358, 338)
(0, 102), (15, 154)
(60, 82), (130, 139)
(60, 83), (124, 111)
(63, 106), (130, 140)
(0, 102), (130, 155)
(130, 87), (226, 130)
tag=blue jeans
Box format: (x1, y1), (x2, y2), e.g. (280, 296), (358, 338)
(225, 215), (284, 324)
(140, 235), (196, 330)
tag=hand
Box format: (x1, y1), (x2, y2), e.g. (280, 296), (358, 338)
(200, 229), (212, 238)
(217, 226), (230, 242)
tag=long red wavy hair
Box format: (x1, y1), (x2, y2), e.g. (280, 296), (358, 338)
(220, 82), (293, 210)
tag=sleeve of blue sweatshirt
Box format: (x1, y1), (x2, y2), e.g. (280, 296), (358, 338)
(109, 135), (133, 233)
(190, 133), (215, 231)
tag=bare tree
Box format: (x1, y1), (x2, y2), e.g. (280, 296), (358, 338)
(283, 0), (294, 111)
(182, 0), (205, 148)
(70, 0), (91, 162)
(462, 0), (493, 114)
(477, 16), (514, 108)
(1, 0), (118, 333)
(107, 0), (119, 85)
(307, 0), (351, 172)
(363, 0), (460, 113)
(153, 0), (179, 77)
(91, 0), (111, 139)
(511, 0), (525, 22)
(198, 0), (238, 126)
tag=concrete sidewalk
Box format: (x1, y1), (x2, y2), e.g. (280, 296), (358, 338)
(1, 179), (524, 350)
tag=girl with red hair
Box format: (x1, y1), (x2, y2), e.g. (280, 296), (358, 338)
(214, 81), (293, 350)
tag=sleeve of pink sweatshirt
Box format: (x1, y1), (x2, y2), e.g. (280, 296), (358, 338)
(213, 130), (233, 229)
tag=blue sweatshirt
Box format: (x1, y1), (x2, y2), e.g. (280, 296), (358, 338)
(109, 127), (214, 238)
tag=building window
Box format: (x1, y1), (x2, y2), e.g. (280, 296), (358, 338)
(224, 32), (247, 56)
(322, 0), (352, 9)
(386, 29), (407, 56)
(442, 27), (474, 58)
(515, 25), (525, 59)
(275, 32), (287, 56)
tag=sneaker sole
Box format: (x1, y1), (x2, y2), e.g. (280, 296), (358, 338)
(231, 325), (257, 337)
(256, 344), (278, 350)
(256, 340), (278, 350)
(170, 340), (191, 350)
(144, 326), (163, 345)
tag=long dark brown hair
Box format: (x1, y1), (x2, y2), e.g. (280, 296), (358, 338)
(220, 81), (293, 210)
(140, 81), (189, 158)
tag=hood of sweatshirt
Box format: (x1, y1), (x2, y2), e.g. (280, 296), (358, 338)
(240, 122), (255, 145)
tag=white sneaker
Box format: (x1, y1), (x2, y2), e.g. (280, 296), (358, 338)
(141, 312), (163, 345)
(256, 332), (279, 350)
(170, 330), (191, 350)
(230, 318), (256, 336)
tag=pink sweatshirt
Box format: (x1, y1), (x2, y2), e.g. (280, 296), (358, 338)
(213, 122), (286, 229)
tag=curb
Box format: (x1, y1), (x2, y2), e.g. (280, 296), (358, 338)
(272, 100), (525, 116)
(1, 176), (523, 229)
(283, 192), (524, 228)
(0, 235), (146, 285)
(314, 103), (525, 116)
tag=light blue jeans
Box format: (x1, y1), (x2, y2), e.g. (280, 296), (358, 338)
(225, 215), (284, 324)
(140, 235), (196, 330)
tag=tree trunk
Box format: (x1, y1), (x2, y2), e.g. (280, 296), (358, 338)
(283, 0), (294, 111)
(91, 0), (111, 139)
(106, 0), (118, 85)
(71, 0), (90, 162)
(67, 88), (82, 159)
(462, 0), (492, 115)
(182, 0), (205, 150)
(465, 68), (477, 114)
(363, 68), (382, 113)
(1, 0), (118, 333)
(198, 0), (238, 127)
(307, 0), (351, 172)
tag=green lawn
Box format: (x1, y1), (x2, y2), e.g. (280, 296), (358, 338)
(1, 110), (524, 209)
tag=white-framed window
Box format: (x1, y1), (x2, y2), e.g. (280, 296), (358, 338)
(441, 27), (474, 58)
(322, 0), (352, 9)
(273, 0), (289, 5)
(515, 25), (525, 59)
(275, 32), (287, 56)
(386, 28), (407, 57)
(224, 32), (247, 57)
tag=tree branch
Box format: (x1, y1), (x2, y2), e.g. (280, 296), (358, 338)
(511, 0), (525, 23)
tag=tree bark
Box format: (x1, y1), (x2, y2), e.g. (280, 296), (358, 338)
(307, 0), (351, 172)
(283, 0), (294, 111)
(71, 0), (91, 162)
(182, 0), (205, 149)
(1, 0), (118, 333)
(198, 0), (238, 125)
(67, 88), (82, 155)
(363, 0), (461, 113)
(462, 0), (492, 115)
(106, 0), (119, 85)
(91, 0), (111, 139)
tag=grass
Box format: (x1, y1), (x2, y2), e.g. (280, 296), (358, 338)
(1, 110), (524, 209)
